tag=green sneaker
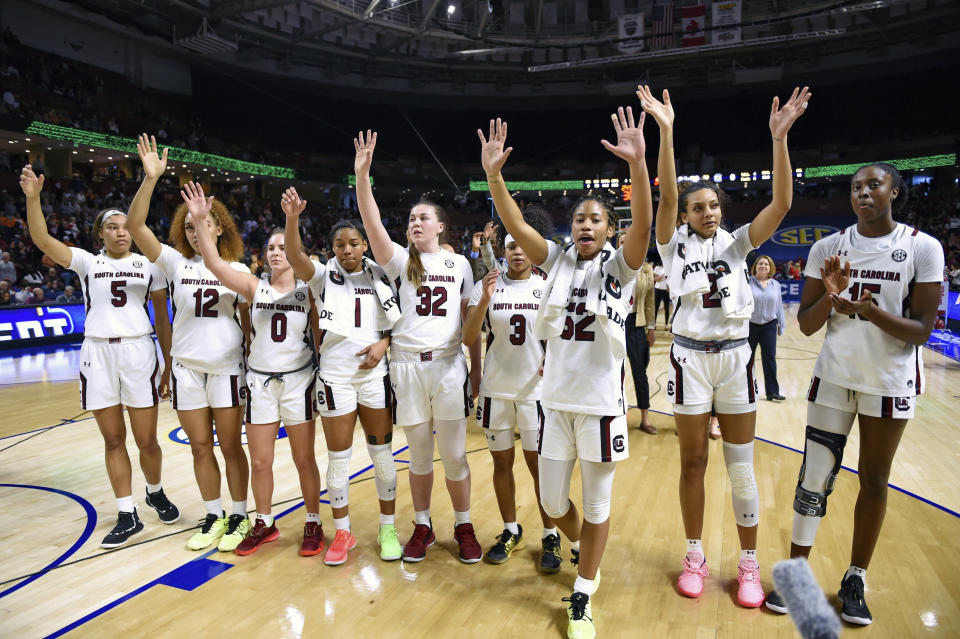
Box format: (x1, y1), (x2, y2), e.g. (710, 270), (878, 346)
(218, 514), (251, 552)
(563, 592), (595, 639)
(187, 513), (227, 550)
(377, 524), (402, 561)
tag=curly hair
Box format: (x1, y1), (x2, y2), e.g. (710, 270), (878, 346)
(677, 182), (730, 226)
(168, 198), (244, 262)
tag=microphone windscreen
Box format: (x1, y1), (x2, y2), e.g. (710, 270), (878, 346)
(772, 559), (842, 639)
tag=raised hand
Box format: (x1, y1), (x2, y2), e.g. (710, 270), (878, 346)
(477, 118), (513, 177)
(635, 85), (675, 129)
(483, 221), (499, 240)
(281, 186), (307, 217)
(354, 130), (377, 176)
(19, 164), (45, 198)
(820, 255), (850, 295)
(480, 268), (499, 301)
(180, 181), (212, 224)
(601, 106), (646, 164)
(769, 86), (811, 139)
(137, 133), (168, 179)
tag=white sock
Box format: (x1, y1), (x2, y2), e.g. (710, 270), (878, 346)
(204, 498), (223, 517)
(454, 510), (471, 526)
(305, 512), (320, 524)
(543, 527), (558, 539)
(573, 576), (595, 596)
(570, 539), (581, 552)
(257, 513), (274, 527)
(845, 565), (867, 581)
(232, 500), (247, 517)
(117, 495), (134, 513)
(334, 515), (350, 531)
(504, 521), (519, 536)
(414, 509), (431, 526)
(146, 482), (162, 494)
(380, 513), (395, 526)
(686, 539), (703, 555)
(740, 549), (758, 563)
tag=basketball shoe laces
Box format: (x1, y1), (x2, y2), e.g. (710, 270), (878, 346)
(562, 593), (592, 622)
(410, 523), (432, 544)
(682, 554), (709, 577)
(199, 513), (219, 534)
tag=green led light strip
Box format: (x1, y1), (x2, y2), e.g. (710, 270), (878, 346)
(25, 121), (298, 179)
(804, 153), (956, 179)
(469, 180), (586, 191)
(347, 175), (374, 186)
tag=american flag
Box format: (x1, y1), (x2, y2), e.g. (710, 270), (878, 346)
(652, 2), (675, 49)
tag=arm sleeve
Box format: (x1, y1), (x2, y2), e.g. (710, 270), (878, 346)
(481, 241), (497, 271)
(67, 247), (92, 279)
(914, 233), (946, 282)
(382, 242), (407, 281)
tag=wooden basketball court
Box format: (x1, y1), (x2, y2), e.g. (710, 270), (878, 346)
(2, 306), (958, 638)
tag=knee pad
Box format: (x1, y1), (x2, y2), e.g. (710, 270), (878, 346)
(367, 443), (397, 501)
(581, 496), (611, 524)
(404, 422), (436, 476)
(722, 441), (759, 527)
(580, 460), (616, 524)
(794, 425), (847, 518)
(326, 447), (352, 508)
(539, 458), (575, 519)
(435, 419), (469, 482)
(439, 453), (470, 482)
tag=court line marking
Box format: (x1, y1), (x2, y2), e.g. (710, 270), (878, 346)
(0, 484), (97, 600)
(0, 414), (94, 443)
(43, 444), (410, 638)
(648, 407), (960, 519)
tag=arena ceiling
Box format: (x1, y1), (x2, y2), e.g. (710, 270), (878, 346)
(44, 0), (960, 99)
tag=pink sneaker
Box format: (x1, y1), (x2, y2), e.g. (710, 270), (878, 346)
(678, 552), (709, 598)
(324, 529), (358, 566)
(737, 558), (764, 608)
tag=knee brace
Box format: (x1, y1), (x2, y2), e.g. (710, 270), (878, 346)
(367, 442), (397, 501)
(435, 419), (470, 482)
(404, 422), (436, 476)
(580, 460), (616, 524)
(794, 425), (848, 518)
(326, 447), (352, 508)
(722, 441), (759, 527)
(539, 457), (575, 520)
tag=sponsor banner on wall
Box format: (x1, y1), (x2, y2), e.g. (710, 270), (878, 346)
(618, 13), (645, 52)
(712, 1), (741, 44)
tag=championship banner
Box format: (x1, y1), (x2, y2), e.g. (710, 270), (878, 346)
(681, 4), (706, 46)
(618, 13), (645, 52)
(712, 1), (741, 44)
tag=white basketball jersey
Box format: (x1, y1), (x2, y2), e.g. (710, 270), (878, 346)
(315, 266), (389, 384)
(155, 244), (249, 375)
(806, 223), (944, 396)
(69, 248), (167, 338)
(469, 271), (547, 401)
(248, 268), (323, 373)
(657, 225), (754, 341)
(538, 243), (636, 416)
(382, 242), (473, 352)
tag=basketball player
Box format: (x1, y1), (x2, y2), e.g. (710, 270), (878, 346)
(21, 164), (179, 548)
(281, 192), (403, 566)
(126, 135), (251, 553)
(764, 163), (944, 625)
(638, 85), (810, 608)
(461, 210), (560, 571)
(182, 182), (325, 557)
(354, 131), (483, 564)
(479, 107), (652, 639)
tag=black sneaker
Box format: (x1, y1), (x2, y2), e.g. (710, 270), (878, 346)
(101, 509), (144, 548)
(571, 547), (580, 566)
(540, 534), (563, 574)
(764, 589), (788, 614)
(838, 574), (873, 625)
(485, 525), (524, 564)
(145, 488), (180, 524)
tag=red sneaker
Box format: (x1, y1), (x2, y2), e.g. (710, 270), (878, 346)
(299, 521), (325, 557)
(453, 523), (482, 564)
(234, 518), (279, 556)
(402, 523), (436, 562)
(324, 529), (357, 565)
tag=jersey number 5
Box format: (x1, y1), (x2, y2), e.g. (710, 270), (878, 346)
(192, 288), (220, 318)
(415, 286), (448, 317)
(110, 280), (127, 307)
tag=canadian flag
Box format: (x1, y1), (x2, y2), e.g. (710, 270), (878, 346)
(681, 4), (706, 47)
